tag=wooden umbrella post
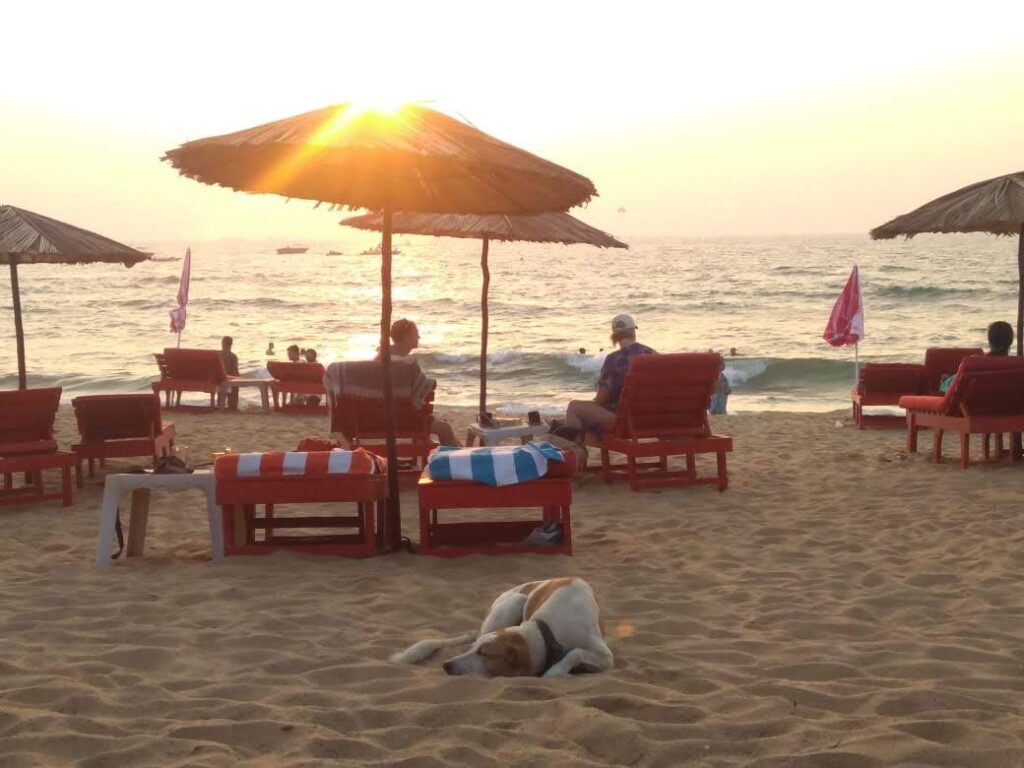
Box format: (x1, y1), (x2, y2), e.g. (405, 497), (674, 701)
(1017, 223), (1023, 357)
(10, 256), (27, 390)
(379, 208), (402, 550)
(479, 237), (490, 421)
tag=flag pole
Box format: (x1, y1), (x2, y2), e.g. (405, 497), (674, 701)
(854, 341), (859, 386)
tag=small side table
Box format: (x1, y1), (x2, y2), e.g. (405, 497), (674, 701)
(217, 379), (273, 411)
(466, 422), (551, 447)
(96, 471), (224, 567)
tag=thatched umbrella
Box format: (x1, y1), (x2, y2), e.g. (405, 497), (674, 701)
(162, 102), (596, 550)
(342, 211), (627, 419)
(0, 205), (149, 389)
(870, 171), (1024, 354)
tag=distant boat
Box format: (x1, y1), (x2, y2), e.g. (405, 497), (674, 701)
(276, 245), (308, 254)
(326, 249), (344, 256)
(149, 256), (181, 262)
(359, 243), (401, 256)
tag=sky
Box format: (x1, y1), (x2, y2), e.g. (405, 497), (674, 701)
(2, 0), (1024, 241)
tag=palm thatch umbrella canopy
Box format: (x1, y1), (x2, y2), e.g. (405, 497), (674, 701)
(870, 171), (1024, 353)
(0, 205), (149, 389)
(162, 102), (598, 549)
(342, 211), (627, 417)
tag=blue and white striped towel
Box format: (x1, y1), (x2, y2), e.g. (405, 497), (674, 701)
(427, 441), (565, 486)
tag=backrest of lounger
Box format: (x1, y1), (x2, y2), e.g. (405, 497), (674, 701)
(161, 348), (228, 384)
(948, 356), (1024, 417)
(329, 388), (435, 438)
(857, 363), (926, 395)
(72, 394), (163, 441)
(0, 387), (62, 447)
(923, 347), (983, 393)
(154, 352), (171, 379)
(611, 353), (719, 438)
(267, 361), (326, 384)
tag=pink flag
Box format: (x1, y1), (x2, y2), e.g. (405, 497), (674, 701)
(823, 265), (864, 347)
(169, 248), (191, 333)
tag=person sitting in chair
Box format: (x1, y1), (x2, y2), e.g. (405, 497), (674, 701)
(221, 336), (240, 410)
(560, 314), (656, 440)
(379, 318), (459, 446)
(938, 320), (1013, 393)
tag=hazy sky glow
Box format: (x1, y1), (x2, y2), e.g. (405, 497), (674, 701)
(3, 0), (1024, 241)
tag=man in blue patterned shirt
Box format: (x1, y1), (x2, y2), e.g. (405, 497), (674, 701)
(561, 314), (656, 438)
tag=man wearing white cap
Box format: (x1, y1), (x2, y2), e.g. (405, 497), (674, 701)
(560, 314), (656, 440)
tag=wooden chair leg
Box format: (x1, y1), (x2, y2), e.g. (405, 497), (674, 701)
(61, 464), (73, 506)
(88, 458), (96, 478)
(960, 432), (970, 469)
(983, 433), (991, 461)
(717, 451), (728, 491)
(126, 488), (151, 557)
(601, 447), (612, 485)
(933, 429), (944, 463)
(627, 454), (638, 491)
(685, 454), (696, 478)
(907, 414), (918, 453)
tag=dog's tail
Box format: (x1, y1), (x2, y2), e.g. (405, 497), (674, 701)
(390, 632), (477, 664)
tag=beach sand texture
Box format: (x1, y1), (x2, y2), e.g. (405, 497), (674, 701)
(2, 407), (1024, 767)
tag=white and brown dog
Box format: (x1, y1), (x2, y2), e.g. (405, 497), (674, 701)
(391, 577), (613, 677)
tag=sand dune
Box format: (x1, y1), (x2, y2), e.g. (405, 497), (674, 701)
(2, 406), (1023, 766)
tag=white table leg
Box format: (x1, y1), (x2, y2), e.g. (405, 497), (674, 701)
(203, 489), (225, 560)
(96, 481), (120, 567)
(259, 384), (270, 411)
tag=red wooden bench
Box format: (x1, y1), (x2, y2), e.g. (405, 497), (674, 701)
(214, 450), (388, 557)
(417, 452), (575, 557)
(0, 387), (80, 506)
(899, 355), (1024, 468)
(267, 361), (327, 413)
(71, 394), (176, 477)
(600, 353), (733, 491)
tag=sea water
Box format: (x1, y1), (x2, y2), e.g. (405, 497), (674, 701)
(0, 233), (1016, 413)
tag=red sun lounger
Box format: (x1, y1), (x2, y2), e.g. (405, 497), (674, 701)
(899, 355), (1024, 468)
(152, 348), (230, 410)
(600, 353), (733, 491)
(267, 361), (327, 413)
(0, 387), (80, 506)
(851, 362), (926, 429)
(71, 393), (175, 477)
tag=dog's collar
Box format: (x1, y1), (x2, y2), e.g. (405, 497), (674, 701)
(533, 619), (566, 674)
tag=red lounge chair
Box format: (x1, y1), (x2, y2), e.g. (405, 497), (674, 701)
(923, 347), (983, 394)
(899, 356), (1024, 468)
(851, 363), (926, 429)
(418, 452), (576, 557)
(71, 394), (176, 477)
(600, 353), (733, 491)
(215, 451), (388, 557)
(0, 387), (80, 506)
(151, 348), (228, 410)
(329, 387), (438, 468)
(267, 361), (327, 413)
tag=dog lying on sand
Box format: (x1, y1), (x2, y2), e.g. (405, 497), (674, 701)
(391, 577), (613, 677)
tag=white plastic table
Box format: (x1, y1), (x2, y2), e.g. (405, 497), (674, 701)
(217, 379), (272, 411)
(466, 422), (551, 447)
(96, 471), (224, 567)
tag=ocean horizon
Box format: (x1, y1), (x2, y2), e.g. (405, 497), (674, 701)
(2, 232), (1016, 413)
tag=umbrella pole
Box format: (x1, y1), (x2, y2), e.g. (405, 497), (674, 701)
(379, 208), (402, 550)
(1018, 224), (1024, 357)
(10, 257), (27, 390)
(479, 237), (490, 421)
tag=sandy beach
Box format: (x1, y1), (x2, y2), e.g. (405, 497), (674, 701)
(1, 406), (1022, 767)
